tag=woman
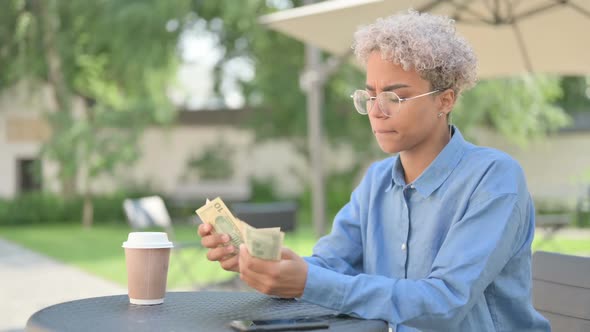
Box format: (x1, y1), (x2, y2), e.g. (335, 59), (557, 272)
(198, 10), (550, 332)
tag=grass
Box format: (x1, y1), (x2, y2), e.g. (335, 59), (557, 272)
(0, 223), (588, 289)
(531, 237), (590, 253)
(0, 223), (317, 289)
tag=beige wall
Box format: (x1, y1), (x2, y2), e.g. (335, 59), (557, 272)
(476, 128), (590, 207)
(94, 125), (357, 198)
(92, 126), (257, 194)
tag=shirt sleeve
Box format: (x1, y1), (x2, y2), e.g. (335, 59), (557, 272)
(301, 191), (528, 330)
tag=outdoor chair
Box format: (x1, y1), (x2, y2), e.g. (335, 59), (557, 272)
(230, 201), (298, 232)
(532, 251), (590, 331)
(123, 195), (201, 288)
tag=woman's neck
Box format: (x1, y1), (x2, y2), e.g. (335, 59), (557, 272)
(400, 126), (451, 184)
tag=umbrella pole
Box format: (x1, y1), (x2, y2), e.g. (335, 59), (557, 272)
(300, 48), (352, 238)
(304, 43), (327, 237)
(302, 0), (327, 238)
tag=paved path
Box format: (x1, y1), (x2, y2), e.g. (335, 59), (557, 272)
(0, 238), (125, 332)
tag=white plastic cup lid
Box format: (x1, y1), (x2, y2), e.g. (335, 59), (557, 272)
(122, 232), (174, 249)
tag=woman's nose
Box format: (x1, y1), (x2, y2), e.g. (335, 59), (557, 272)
(369, 98), (387, 119)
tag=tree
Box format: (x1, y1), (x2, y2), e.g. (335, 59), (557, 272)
(557, 76), (590, 114)
(1, 0), (191, 227)
(454, 75), (570, 147)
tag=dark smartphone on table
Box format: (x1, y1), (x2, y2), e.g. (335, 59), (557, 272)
(228, 317), (330, 331)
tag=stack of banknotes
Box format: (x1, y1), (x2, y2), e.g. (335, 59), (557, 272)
(196, 197), (284, 261)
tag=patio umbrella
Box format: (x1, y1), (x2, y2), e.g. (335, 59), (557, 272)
(259, 0), (590, 77)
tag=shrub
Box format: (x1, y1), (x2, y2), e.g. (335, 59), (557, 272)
(0, 190), (156, 226)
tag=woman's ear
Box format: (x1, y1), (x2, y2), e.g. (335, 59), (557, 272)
(439, 89), (456, 115)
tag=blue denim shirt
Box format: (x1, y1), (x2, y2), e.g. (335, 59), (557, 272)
(301, 127), (550, 332)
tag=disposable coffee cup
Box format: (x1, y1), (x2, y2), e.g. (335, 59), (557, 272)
(122, 232), (173, 305)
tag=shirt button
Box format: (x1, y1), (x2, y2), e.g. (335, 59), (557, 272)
(401, 243), (407, 251)
(409, 184), (415, 189)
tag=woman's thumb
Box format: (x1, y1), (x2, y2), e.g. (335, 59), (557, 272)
(280, 247), (298, 260)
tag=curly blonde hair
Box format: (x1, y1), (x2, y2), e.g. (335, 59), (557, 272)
(352, 10), (478, 95)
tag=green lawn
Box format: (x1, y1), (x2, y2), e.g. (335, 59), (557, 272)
(0, 223), (317, 289)
(531, 237), (590, 254)
(0, 224), (588, 289)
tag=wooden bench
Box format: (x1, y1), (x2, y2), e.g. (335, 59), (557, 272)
(532, 251), (590, 331)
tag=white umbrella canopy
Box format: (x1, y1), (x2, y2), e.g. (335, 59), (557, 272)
(260, 0), (590, 78)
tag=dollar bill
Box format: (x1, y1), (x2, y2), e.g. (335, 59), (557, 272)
(244, 226), (284, 261)
(195, 197), (244, 249)
(196, 197), (284, 261)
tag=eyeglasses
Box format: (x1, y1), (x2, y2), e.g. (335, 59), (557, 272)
(350, 89), (441, 117)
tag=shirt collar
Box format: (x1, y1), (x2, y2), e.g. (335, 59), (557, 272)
(386, 126), (467, 197)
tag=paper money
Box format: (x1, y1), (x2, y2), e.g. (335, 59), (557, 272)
(244, 226), (284, 261)
(196, 197), (244, 249)
(196, 197), (284, 261)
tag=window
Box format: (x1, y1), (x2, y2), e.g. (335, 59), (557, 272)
(17, 159), (42, 193)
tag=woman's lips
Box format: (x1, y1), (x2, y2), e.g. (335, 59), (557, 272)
(373, 129), (397, 134)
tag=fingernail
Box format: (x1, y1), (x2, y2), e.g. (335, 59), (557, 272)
(226, 245), (234, 253)
(222, 234), (230, 242)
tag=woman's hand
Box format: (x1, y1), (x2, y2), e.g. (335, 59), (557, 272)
(197, 223), (239, 272)
(238, 244), (308, 298)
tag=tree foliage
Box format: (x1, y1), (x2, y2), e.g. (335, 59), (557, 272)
(1, 0), (191, 226)
(557, 76), (590, 113)
(454, 75), (570, 147)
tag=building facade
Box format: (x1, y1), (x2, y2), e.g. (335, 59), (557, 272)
(1, 82), (589, 208)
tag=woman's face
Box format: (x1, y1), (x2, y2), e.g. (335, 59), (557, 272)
(365, 51), (448, 154)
